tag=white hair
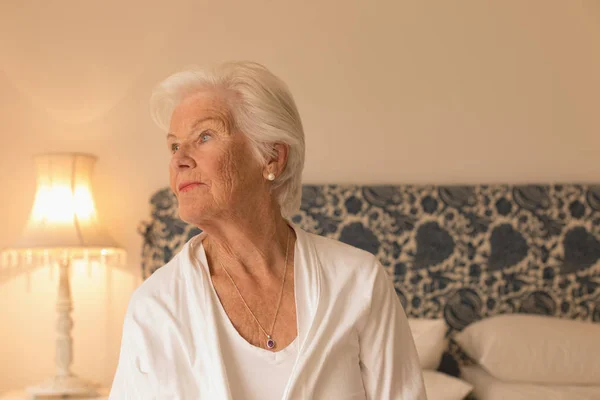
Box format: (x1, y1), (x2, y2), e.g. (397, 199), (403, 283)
(150, 61), (305, 217)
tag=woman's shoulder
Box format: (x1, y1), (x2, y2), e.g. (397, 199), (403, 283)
(127, 242), (194, 314)
(306, 231), (374, 261)
(300, 229), (380, 278)
(299, 230), (387, 306)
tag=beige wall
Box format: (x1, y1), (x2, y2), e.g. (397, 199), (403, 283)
(1, 0), (599, 392)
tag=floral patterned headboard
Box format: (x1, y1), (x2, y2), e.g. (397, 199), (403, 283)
(140, 184), (600, 333)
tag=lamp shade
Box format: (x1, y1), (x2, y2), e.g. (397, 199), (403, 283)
(14, 153), (120, 253)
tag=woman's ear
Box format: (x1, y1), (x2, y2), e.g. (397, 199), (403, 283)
(264, 143), (289, 179)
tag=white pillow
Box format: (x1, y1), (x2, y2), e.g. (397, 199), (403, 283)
(408, 318), (448, 370)
(461, 364), (600, 400)
(423, 370), (473, 400)
(454, 314), (600, 385)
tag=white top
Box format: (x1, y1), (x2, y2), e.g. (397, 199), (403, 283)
(110, 225), (427, 399)
(196, 242), (299, 400)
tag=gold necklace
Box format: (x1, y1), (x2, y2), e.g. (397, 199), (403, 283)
(203, 228), (290, 350)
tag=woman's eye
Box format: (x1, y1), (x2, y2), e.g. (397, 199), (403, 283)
(200, 133), (212, 143)
(171, 143), (180, 153)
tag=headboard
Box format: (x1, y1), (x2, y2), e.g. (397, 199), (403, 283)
(140, 184), (600, 334)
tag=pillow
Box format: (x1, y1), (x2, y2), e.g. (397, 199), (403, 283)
(408, 318), (447, 370)
(454, 314), (600, 385)
(423, 370), (473, 400)
(461, 364), (600, 400)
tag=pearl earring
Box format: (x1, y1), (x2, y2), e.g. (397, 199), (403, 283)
(267, 173), (275, 181)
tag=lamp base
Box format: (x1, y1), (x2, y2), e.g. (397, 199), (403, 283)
(26, 375), (98, 398)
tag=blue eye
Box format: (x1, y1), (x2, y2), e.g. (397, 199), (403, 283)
(200, 133), (212, 143)
(171, 143), (180, 153)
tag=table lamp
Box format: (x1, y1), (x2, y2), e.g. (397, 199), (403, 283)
(2, 153), (124, 398)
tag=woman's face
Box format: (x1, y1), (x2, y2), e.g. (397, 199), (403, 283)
(167, 91), (265, 226)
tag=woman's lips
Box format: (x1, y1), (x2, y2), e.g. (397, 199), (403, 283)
(179, 182), (202, 193)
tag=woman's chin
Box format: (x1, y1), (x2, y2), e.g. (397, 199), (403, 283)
(178, 207), (210, 226)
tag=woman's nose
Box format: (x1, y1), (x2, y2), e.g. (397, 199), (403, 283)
(171, 146), (197, 170)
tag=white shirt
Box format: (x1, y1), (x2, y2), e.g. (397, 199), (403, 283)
(196, 242), (299, 400)
(110, 224), (427, 400)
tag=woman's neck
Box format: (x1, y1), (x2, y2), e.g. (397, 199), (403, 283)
(199, 207), (294, 278)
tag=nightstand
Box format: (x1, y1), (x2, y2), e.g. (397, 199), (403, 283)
(0, 389), (109, 399)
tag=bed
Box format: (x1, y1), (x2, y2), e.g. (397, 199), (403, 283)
(139, 184), (600, 399)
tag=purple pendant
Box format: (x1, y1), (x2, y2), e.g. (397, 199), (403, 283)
(266, 338), (275, 349)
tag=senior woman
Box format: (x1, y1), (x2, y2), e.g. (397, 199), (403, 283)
(110, 61), (426, 399)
